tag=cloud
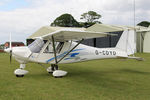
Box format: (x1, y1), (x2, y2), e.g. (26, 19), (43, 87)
(0, 0), (150, 44)
(0, 2), (4, 6)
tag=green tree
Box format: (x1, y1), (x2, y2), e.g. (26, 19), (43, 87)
(80, 11), (102, 28)
(80, 11), (101, 23)
(80, 11), (102, 47)
(51, 14), (80, 27)
(137, 21), (150, 27)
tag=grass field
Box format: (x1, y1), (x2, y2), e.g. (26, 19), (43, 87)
(0, 53), (150, 100)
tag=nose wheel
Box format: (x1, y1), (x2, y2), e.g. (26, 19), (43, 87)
(14, 64), (28, 77)
(16, 75), (24, 77)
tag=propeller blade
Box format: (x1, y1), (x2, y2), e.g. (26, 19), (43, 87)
(9, 33), (12, 64)
(10, 50), (12, 64)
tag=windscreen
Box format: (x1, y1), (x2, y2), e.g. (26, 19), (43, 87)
(28, 38), (44, 53)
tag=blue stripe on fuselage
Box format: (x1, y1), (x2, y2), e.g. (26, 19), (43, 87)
(46, 48), (84, 63)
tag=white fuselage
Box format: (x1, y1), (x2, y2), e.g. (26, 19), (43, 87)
(11, 41), (128, 64)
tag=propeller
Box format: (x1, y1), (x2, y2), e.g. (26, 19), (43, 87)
(10, 49), (12, 63)
(4, 33), (13, 64)
(9, 33), (12, 64)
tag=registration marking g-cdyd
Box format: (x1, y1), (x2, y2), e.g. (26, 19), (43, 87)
(95, 50), (116, 56)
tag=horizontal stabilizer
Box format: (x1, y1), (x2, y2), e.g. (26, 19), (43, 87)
(128, 56), (144, 61)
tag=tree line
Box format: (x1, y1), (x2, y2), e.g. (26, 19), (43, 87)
(51, 11), (101, 28)
(50, 11), (150, 28)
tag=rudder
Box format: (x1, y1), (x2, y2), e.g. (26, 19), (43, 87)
(115, 29), (136, 55)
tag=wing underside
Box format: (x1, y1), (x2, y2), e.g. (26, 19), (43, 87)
(40, 29), (116, 42)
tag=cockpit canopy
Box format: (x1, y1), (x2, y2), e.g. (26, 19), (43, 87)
(28, 38), (64, 53)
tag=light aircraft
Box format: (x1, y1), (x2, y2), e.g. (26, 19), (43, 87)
(4, 28), (142, 78)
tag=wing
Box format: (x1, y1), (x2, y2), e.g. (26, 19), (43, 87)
(40, 28), (117, 41)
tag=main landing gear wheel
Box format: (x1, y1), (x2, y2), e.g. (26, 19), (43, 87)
(52, 70), (68, 78)
(54, 76), (63, 78)
(47, 64), (67, 78)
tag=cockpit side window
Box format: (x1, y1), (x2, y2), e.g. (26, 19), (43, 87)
(44, 42), (64, 53)
(44, 42), (53, 53)
(56, 42), (64, 53)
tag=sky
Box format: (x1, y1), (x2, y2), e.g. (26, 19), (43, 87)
(0, 0), (150, 44)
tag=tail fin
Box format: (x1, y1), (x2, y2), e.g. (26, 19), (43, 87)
(116, 29), (136, 55)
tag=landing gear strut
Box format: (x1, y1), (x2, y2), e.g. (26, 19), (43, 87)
(47, 64), (58, 73)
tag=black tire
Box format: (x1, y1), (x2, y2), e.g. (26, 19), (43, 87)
(16, 75), (24, 77)
(48, 72), (53, 74)
(54, 76), (63, 78)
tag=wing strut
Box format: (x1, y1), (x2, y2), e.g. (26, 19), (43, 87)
(51, 36), (84, 64)
(51, 35), (58, 64)
(57, 39), (84, 64)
